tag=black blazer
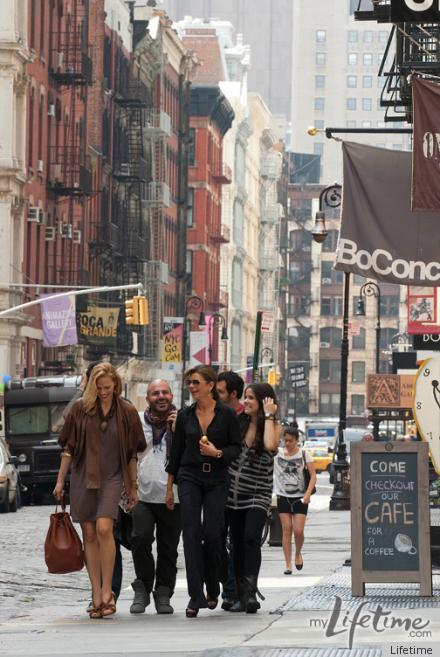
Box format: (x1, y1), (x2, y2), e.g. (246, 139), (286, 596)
(166, 402), (241, 483)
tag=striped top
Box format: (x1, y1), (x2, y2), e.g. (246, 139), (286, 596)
(226, 443), (275, 512)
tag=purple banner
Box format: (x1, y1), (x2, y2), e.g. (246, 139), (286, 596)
(41, 294), (78, 348)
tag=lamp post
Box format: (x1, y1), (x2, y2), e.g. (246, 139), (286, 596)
(312, 183), (350, 511)
(208, 312), (228, 368)
(181, 295), (206, 406)
(260, 346), (274, 382)
(356, 281), (381, 440)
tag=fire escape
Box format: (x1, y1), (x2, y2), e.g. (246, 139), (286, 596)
(354, 0), (440, 123)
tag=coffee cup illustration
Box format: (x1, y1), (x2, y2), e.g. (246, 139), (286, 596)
(394, 533), (417, 555)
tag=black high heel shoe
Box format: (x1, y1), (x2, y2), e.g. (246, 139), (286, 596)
(185, 607), (199, 618)
(295, 554), (303, 571)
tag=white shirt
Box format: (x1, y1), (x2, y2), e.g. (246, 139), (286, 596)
(273, 446), (313, 498)
(137, 413), (179, 504)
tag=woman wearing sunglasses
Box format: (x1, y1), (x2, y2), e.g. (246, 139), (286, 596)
(226, 382), (282, 613)
(166, 365), (241, 618)
(53, 363), (146, 619)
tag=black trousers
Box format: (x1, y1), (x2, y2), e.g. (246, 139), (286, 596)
(228, 507), (267, 579)
(131, 501), (181, 595)
(178, 478), (227, 608)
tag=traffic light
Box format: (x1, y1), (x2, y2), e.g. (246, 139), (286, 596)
(268, 369), (277, 386)
(125, 296), (139, 325)
(137, 295), (149, 325)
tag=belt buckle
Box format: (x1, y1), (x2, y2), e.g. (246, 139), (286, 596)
(202, 462), (211, 473)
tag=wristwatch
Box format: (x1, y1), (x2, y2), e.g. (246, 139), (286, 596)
(216, 450), (223, 459)
(264, 412), (275, 419)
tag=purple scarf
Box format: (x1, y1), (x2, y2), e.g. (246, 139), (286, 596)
(144, 405), (175, 459)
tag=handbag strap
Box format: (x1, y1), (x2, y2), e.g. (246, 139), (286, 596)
(302, 450), (308, 471)
(55, 493), (67, 513)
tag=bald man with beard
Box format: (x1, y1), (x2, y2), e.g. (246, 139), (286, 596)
(130, 379), (181, 615)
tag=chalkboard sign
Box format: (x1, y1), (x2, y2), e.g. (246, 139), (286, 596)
(362, 451), (418, 571)
(351, 442), (432, 597)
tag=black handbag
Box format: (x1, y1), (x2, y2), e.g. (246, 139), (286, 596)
(113, 507), (133, 550)
(302, 450), (316, 495)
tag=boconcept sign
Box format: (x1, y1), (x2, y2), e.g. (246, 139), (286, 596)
(391, 0), (440, 20)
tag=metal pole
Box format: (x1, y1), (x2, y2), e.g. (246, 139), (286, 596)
(0, 283), (143, 317)
(180, 316), (188, 408)
(252, 311), (263, 383)
(208, 317), (213, 366)
(373, 289), (382, 441)
(330, 271), (351, 511)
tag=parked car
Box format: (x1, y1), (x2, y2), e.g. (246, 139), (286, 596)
(303, 440), (329, 452)
(0, 439), (19, 512)
(308, 447), (333, 473)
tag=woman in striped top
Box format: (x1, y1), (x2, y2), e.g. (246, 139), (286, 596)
(226, 382), (282, 613)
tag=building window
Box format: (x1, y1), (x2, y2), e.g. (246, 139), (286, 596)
(348, 52), (358, 66)
(234, 140), (246, 188)
(346, 120), (357, 128)
(288, 294), (310, 316)
(352, 327), (366, 350)
(352, 361), (366, 383)
(363, 31), (373, 43)
(361, 120), (372, 128)
(320, 359), (341, 383)
(316, 52), (326, 66)
(316, 30), (326, 44)
(380, 295), (400, 317)
(322, 229), (339, 252)
(313, 143), (324, 156)
(232, 258), (243, 309)
(186, 251), (193, 290)
(231, 320), (242, 370)
(38, 94), (44, 162)
(320, 327), (341, 348)
(315, 75), (325, 89)
(188, 128), (195, 166)
(363, 76), (373, 88)
(288, 326), (310, 349)
(321, 297), (342, 316)
(351, 394), (365, 415)
(362, 98), (372, 111)
(314, 120), (325, 129)
(233, 199), (244, 245)
(379, 30), (389, 43)
(347, 98), (357, 111)
(321, 261), (343, 284)
(186, 189), (194, 227)
(314, 97), (325, 111)
(320, 393), (340, 416)
(348, 30), (358, 43)
(393, 144), (403, 151)
(363, 53), (373, 66)
(380, 327), (399, 350)
(347, 75), (357, 88)
(28, 87), (35, 170)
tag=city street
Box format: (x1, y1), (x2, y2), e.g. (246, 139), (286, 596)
(0, 476), (351, 656)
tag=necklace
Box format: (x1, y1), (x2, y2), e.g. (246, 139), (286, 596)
(97, 399), (116, 432)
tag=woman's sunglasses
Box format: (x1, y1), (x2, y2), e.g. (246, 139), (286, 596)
(186, 379), (201, 386)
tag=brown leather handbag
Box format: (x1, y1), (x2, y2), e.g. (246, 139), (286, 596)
(44, 498), (84, 574)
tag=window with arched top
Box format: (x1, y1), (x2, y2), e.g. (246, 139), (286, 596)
(230, 320), (242, 371)
(233, 199), (244, 246)
(232, 258), (243, 309)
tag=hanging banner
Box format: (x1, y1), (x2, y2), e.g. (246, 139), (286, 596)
(412, 77), (440, 211)
(161, 317), (183, 366)
(189, 331), (208, 367)
(41, 294), (78, 348)
(76, 306), (119, 348)
(391, 0), (440, 22)
(335, 142), (440, 287)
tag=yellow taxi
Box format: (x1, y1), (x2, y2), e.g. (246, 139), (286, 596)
(307, 446), (333, 473)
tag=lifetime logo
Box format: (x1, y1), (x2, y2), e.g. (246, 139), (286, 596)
(337, 238), (440, 282)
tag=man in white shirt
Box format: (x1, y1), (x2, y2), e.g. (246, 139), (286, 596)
(130, 380), (180, 614)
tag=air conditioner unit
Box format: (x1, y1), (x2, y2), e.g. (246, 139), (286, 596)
(60, 223), (73, 239)
(53, 163), (62, 181)
(73, 229), (82, 244)
(45, 227), (56, 241)
(119, 163), (130, 175)
(48, 104), (55, 116)
(27, 207), (45, 224)
(320, 341), (330, 348)
(56, 51), (64, 68)
(322, 278), (331, 284)
(37, 160), (44, 174)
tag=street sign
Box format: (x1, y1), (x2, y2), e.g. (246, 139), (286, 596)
(289, 363), (308, 388)
(260, 311), (274, 333)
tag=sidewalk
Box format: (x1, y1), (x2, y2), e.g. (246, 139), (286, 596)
(1, 489), (439, 656)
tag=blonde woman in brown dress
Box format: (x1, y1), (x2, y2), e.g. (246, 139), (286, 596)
(53, 363), (146, 618)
